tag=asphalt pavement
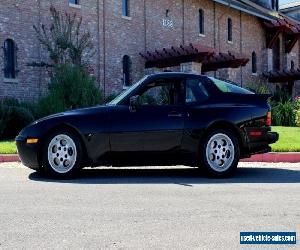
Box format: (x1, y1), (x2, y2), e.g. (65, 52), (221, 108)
(0, 162), (299, 249)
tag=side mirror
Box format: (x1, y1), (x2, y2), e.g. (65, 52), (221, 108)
(129, 95), (140, 112)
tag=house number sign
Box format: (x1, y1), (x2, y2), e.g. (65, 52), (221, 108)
(162, 19), (174, 28)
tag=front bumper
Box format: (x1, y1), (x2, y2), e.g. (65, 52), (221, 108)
(15, 135), (40, 170)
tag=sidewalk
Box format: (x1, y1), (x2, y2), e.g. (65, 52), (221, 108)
(1, 153), (299, 163)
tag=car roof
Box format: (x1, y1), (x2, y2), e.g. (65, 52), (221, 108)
(147, 72), (206, 78)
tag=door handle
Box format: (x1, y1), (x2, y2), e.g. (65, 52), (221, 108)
(168, 111), (183, 118)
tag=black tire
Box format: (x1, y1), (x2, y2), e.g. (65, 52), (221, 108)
(41, 129), (83, 178)
(199, 129), (240, 178)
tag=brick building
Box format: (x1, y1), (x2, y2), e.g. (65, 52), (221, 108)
(0, 0), (300, 101)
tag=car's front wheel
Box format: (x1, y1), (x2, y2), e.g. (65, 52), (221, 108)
(200, 129), (240, 177)
(41, 130), (82, 178)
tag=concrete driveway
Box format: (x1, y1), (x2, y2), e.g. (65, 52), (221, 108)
(0, 162), (299, 249)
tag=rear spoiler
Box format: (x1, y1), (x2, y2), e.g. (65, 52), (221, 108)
(253, 94), (272, 102)
(224, 93), (272, 103)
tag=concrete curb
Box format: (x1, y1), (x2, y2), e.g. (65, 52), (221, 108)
(0, 154), (20, 163)
(241, 153), (300, 163)
(0, 153), (299, 164)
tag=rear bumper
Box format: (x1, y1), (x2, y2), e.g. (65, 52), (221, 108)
(241, 128), (279, 158)
(248, 131), (279, 148)
(15, 135), (40, 170)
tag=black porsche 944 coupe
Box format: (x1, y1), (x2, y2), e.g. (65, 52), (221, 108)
(16, 72), (278, 178)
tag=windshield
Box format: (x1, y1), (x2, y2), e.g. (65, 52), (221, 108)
(208, 77), (254, 94)
(109, 76), (148, 105)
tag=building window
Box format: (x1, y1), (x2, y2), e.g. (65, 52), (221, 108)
(252, 52), (257, 74)
(69, 0), (79, 5)
(122, 55), (131, 86)
(199, 9), (204, 35)
(3, 39), (17, 79)
(227, 18), (232, 42)
(122, 0), (129, 17)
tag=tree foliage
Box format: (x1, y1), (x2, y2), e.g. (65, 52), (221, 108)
(36, 64), (102, 118)
(33, 6), (94, 66)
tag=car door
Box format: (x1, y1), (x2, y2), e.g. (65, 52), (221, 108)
(181, 76), (211, 164)
(109, 76), (185, 163)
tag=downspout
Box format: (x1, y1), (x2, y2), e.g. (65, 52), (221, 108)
(97, 0), (101, 90)
(182, 0), (185, 45)
(217, 0), (232, 53)
(102, 0), (106, 98)
(217, 0), (232, 79)
(144, 0), (146, 52)
(213, 2), (216, 49)
(240, 11), (243, 87)
(37, 0), (42, 98)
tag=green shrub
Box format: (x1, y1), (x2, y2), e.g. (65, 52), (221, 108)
(269, 89), (300, 127)
(271, 100), (296, 127)
(0, 100), (35, 140)
(36, 63), (103, 118)
(246, 83), (270, 94)
(296, 110), (300, 127)
(294, 96), (300, 127)
(271, 89), (290, 103)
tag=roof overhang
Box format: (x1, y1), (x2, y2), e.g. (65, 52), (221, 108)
(263, 69), (300, 82)
(280, 1), (300, 12)
(264, 16), (300, 51)
(212, 0), (277, 21)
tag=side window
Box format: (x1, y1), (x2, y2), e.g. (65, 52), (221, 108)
(227, 18), (232, 42)
(186, 78), (209, 103)
(122, 0), (129, 17)
(3, 39), (18, 79)
(69, 0), (79, 4)
(199, 9), (204, 35)
(139, 79), (183, 106)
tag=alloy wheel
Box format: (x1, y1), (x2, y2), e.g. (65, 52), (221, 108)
(205, 133), (235, 172)
(47, 134), (77, 174)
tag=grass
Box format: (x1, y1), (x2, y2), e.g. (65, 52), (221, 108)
(0, 141), (17, 154)
(0, 126), (299, 154)
(271, 126), (300, 152)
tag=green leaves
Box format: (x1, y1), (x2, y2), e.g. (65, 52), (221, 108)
(0, 100), (35, 140)
(36, 63), (102, 118)
(271, 100), (297, 126)
(33, 6), (93, 66)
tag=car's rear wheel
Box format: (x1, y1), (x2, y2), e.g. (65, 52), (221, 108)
(42, 129), (82, 178)
(199, 129), (240, 177)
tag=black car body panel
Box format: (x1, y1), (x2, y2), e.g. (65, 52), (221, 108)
(16, 72), (279, 170)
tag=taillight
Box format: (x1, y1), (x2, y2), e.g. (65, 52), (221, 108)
(266, 111), (272, 126)
(249, 131), (262, 137)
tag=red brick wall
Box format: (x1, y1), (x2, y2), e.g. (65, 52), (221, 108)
(0, 0), (298, 101)
(240, 12), (267, 88)
(0, 1), (44, 101)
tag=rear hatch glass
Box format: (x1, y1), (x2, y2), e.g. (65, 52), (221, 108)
(208, 77), (254, 94)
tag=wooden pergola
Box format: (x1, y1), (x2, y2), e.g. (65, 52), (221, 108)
(139, 43), (249, 72)
(263, 69), (300, 83)
(264, 17), (300, 53)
